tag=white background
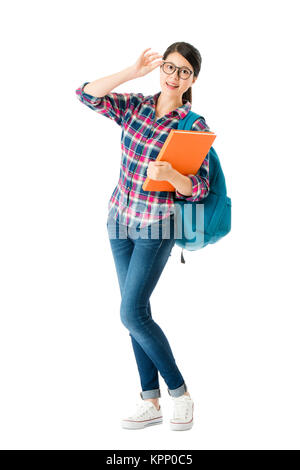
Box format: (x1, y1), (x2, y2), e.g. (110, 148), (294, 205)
(0, 0), (299, 450)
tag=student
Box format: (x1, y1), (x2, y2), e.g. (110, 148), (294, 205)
(75, 42), (210, 431)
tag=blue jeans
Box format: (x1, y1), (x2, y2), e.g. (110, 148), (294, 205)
(106, 212), (188, 399)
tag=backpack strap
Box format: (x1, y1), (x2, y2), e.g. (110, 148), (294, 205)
(178, 111), (203, 130)
(177, 111), (202, 264)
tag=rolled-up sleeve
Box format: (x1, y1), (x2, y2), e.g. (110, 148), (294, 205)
(174, 116), (211, 202)
(75, 81), (144, 127)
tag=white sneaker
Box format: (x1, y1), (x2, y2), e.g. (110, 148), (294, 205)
(170, 394), (194, 431)
(121, 400), (163, 430)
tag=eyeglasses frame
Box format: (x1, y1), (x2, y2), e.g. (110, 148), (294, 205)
(160, 61), (194, 80)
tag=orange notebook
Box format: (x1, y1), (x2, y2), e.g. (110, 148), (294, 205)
(142, 129), (216, 192)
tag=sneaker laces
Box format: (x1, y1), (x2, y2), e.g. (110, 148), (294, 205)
(132, 401), (157, 419)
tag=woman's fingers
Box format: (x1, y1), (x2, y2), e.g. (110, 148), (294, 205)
(147, 53), (162, 60)
(144, 50), (162, 59)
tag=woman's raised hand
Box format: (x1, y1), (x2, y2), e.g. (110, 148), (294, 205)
(131, 48), (164, 78)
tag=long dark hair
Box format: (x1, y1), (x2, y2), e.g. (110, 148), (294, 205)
(162, 42), (202, 105)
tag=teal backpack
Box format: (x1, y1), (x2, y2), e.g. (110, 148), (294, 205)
(174, 111), (232, 263)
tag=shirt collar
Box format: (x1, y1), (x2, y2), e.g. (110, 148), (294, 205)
(144, 91), (191, 120)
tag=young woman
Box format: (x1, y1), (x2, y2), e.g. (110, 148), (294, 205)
(75, 42), (210, 431)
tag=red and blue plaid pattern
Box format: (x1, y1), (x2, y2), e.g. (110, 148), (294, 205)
(75, 81), (210, 228)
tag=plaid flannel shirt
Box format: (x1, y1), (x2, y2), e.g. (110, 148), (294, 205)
(75, 81), (210, 228)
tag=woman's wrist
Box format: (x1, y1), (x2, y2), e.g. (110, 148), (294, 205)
(168, 169), (193, 196)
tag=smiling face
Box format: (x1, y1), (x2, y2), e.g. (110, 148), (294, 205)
(160, 51), (197, 101)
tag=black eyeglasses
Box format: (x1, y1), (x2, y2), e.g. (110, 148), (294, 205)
(160, 61), (193, 80)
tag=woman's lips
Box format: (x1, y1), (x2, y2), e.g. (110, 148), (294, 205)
(166, 82), (179, 90)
